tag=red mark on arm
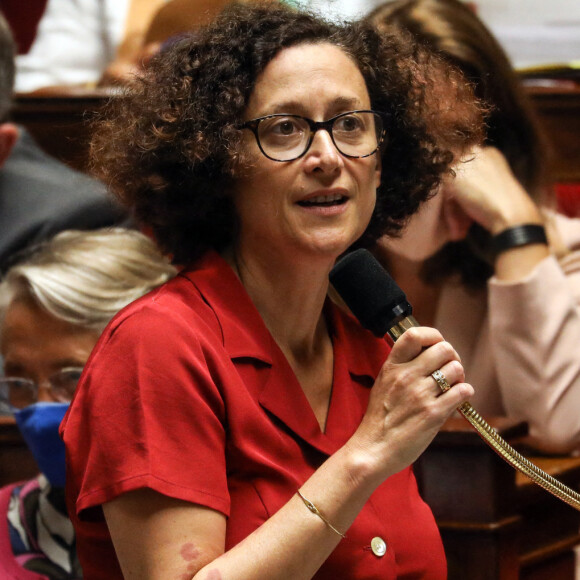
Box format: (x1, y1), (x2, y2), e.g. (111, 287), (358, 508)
(180, 542), (201, 562)
(177, 544), (222, 580)
(178, 562), (198, 580)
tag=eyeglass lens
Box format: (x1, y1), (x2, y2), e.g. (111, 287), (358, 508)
(0, 367), (83, 409)
(256, 111), (383, 162)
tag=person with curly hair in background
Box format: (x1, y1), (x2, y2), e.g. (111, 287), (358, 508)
(366, 0), (580, 455)
(0, 228), (176, 579)
(61, 3), (484, 578)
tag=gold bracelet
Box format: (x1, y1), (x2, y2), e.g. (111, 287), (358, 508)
(296, 490), (347, 539)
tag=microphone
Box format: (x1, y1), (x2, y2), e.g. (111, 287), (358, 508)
(329, 248), (419, 341)
(329, 248), (580, 511)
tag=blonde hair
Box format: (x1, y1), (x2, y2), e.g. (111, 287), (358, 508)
(0, 228), (176, 331)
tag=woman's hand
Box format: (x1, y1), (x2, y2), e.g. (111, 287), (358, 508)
(446, 146), (552, 281)
(352, 327), (474, 482)
(446, 146), (543, 235)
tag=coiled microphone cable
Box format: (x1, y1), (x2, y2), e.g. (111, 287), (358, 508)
(330, 248), (580, 511)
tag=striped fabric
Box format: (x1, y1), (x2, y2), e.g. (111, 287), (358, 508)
(6, 475), (81, 579)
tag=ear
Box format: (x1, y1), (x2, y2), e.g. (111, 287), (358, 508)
(0, 123), (19, 169)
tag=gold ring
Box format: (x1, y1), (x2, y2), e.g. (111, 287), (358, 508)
(431, 369), (451, 393)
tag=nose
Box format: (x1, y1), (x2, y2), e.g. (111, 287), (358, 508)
(304, 129), (342, 172)
(36, 381), (57, 403)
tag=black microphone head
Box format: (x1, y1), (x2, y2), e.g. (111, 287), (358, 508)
(330, 249), (412, 337)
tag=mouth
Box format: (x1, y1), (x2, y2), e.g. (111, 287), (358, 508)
(297, 193), (348, 207)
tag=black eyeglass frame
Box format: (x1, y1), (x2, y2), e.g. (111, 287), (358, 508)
(239, 109), (387, 162)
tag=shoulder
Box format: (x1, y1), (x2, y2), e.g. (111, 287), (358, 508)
(2, 128), (109, 197)
(87, 251), (274, 379)
(103, 272), (224, 353)
(71, 273), (229, 434)
(0, 482), (40, 579)
(0, 127), (128, 271)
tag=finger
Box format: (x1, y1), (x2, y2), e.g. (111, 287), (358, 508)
(410, 359), (463, 400)
(412, 340), (462, 377)
(436, 381), (475, 410)
(387, 326), (445, 364)
(429, 360), (465, 396)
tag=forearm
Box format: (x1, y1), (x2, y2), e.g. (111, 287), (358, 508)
(493, 242), (550, 282)
(451, 145), (551, 282)
(106, 438), (393, 580)
(489, 256), (580, 452)
(488, 187), (550, 282)
(194, 442), (383, 580)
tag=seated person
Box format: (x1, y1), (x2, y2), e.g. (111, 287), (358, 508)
(366, 0), (580, 453)
(13, 0), (166, 92)
(99, 0), (277, 86)
(0, 228), (176, 579)
(0, 12), (128, 275)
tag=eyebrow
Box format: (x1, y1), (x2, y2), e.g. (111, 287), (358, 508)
(3, 359), (85, 378)
(2, 362), (25, 376)
(56, 358), (85, 367)
(267, 96), (363, 116)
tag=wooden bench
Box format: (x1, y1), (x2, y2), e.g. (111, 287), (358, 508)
(529, 84), (580, 184)
(10, 83), (580, 184)
(416, 417), (580, 579)
(0, 416), (38, 486)
(11, 86), (117, 174)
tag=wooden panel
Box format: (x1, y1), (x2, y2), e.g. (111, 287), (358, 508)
(11, 87), (115, 173)
(416, 416), (580, 580)
(0, 416), (38, 486)
(528, 85), (580, 183)
(10, 84), (580, 184)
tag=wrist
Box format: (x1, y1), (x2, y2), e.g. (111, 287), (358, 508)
(487, 199), (544, 236)
(492, 224), (548, 257)
(338, 438), (393, 493)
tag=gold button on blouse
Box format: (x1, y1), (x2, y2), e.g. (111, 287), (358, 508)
(370, 536), (387, 557)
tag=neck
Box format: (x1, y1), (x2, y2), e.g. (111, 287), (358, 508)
(225, 246), (333, 358)
(223, 246), (340, 432)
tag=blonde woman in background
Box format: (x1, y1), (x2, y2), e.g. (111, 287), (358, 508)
(0, 228), (176, 579)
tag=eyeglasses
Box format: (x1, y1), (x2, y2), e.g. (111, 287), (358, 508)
(239, 110), (386, 162)
(0, 367), (84, 410)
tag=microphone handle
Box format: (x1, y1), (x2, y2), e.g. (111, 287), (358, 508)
(389, 316), (580, 511)
(385, 314), (420, 342)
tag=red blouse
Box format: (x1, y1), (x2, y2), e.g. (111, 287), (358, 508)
(61, 251), (446, 579)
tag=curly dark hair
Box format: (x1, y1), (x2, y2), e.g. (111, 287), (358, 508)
(91, 1), (484, 265)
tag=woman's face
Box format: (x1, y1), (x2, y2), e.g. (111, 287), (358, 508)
(233, 42), (381, 264)
(0, 295), (99, 403)
(380, 185), (473, 263)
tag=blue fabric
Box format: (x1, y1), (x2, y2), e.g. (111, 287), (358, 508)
(14, 403), (69, 488)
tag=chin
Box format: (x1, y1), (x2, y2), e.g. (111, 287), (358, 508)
(297, 238), (353, 263)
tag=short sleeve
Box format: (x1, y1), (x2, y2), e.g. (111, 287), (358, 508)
(62, 300), (230, 519)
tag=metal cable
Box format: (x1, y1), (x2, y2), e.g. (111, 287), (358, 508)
(457, 401), (580, 509)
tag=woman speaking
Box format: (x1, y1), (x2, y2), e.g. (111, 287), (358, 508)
(62, 3), (482, 578)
